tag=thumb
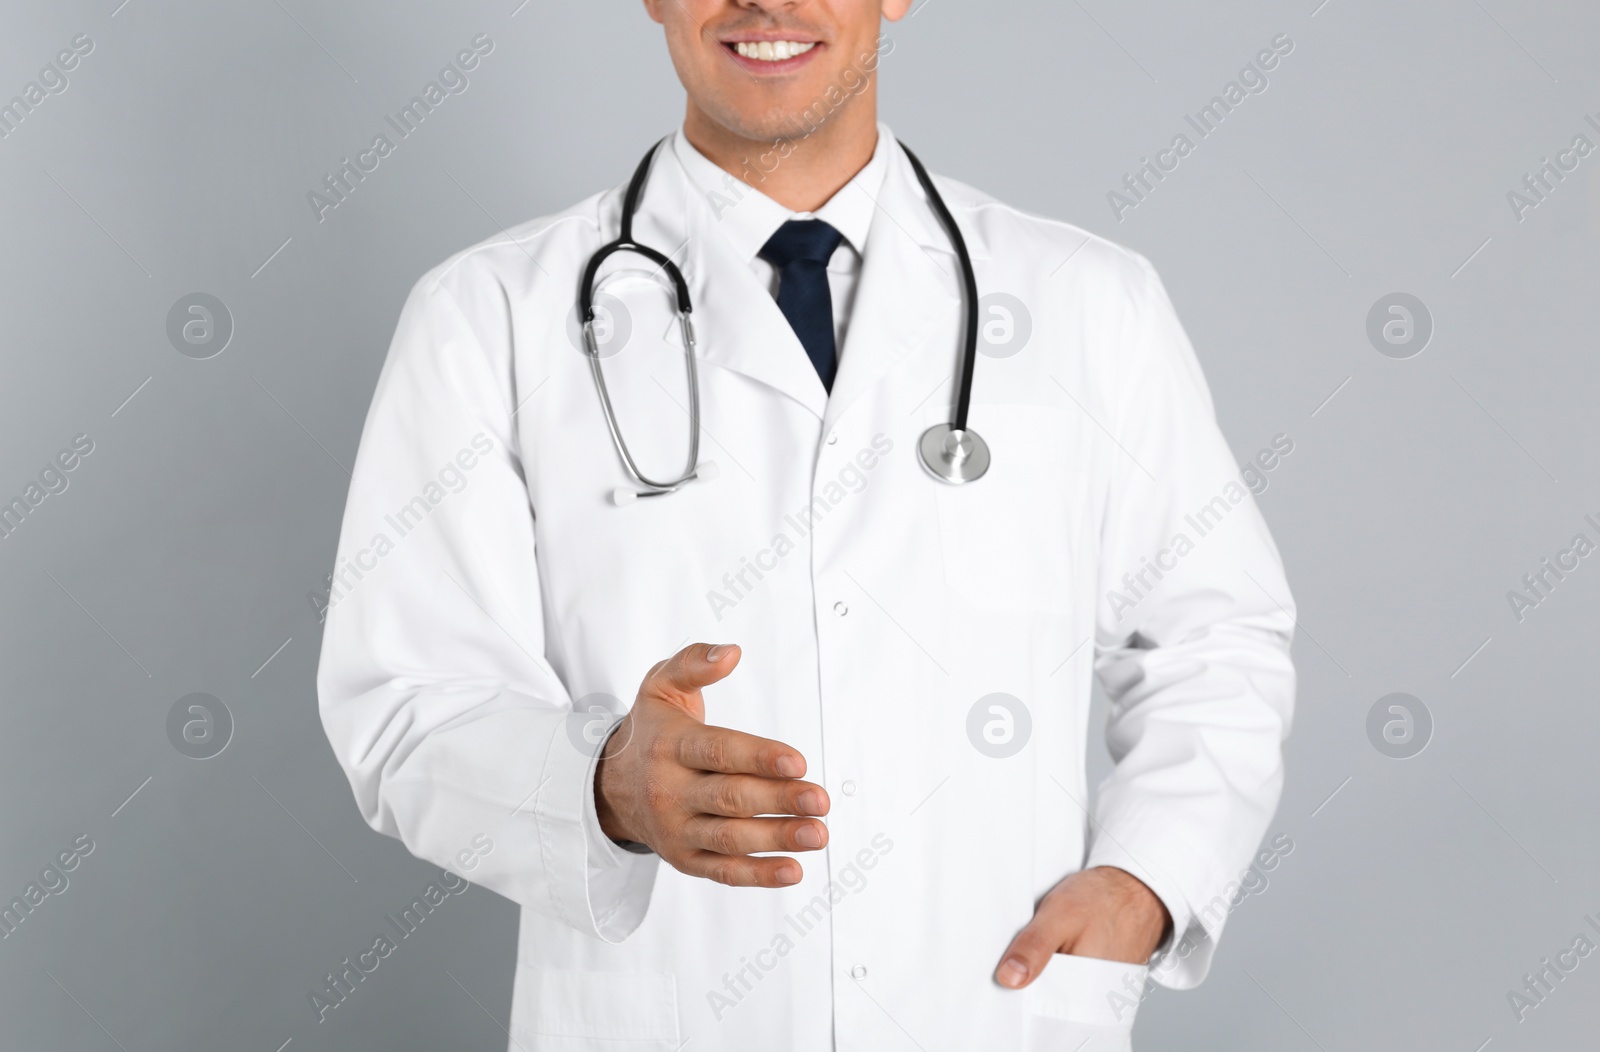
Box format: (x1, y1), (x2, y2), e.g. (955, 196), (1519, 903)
(643, 643), (741, 717)
(995, 902), (1076, 990)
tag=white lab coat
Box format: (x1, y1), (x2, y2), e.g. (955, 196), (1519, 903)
(318, 125), (1296, 1052)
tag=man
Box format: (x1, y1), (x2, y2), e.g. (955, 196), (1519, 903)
(318, 1), (1296, 1049)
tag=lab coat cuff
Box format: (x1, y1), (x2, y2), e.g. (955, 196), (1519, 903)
(1083, 807), (1226, 990)
(537, 711), (660, 942)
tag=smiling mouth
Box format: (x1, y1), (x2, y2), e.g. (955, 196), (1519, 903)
(725, 40), (819, 62)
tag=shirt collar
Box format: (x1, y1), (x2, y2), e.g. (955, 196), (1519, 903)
(670, 123), (892, 264)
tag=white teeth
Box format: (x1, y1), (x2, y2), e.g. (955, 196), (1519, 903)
(734, 41), (816, 61)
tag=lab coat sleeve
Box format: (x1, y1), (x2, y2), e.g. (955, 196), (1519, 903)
(316, 267), (659, 942)
(1082, 253), (1296, 989)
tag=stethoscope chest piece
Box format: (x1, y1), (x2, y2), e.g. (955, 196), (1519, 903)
(918, 423), (990, 484)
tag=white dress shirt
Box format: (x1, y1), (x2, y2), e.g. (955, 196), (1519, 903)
(670, 126), (889, 358)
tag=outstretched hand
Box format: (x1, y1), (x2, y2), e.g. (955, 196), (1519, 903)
(594, 643), (831, 888)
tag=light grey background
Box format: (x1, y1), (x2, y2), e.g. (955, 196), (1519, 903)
(3, 0), (1597, 1049)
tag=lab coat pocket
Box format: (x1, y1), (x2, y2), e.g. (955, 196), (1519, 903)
(1023, 952), (1147, 1052)
(511, 967), (680, 1051)
(930, 403), (1079, 614)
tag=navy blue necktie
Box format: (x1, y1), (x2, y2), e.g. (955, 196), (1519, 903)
(760, 219), (845, 392)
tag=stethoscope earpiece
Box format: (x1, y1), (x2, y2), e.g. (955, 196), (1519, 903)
(609, 462), (720, 507)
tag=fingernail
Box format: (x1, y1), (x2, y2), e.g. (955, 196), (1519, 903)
(705, 644), (732, 662)
(776, 864), (801, 884)
(997, 958), (1028, 988)
(796, 789), (823, 813)
(776, 755), (804, 778)
(795, 824), (823, 848)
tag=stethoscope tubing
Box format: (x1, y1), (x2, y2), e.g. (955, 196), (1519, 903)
(579, 136), (984, 497)
(898, 144), (980, 436)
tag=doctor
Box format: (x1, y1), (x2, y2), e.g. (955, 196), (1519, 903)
(318, 1), (1296, 1049)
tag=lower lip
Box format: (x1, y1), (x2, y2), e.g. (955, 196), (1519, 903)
(724, 43), (823, 75)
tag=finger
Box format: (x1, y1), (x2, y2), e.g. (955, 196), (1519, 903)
(681, 815), (829, 856)
(644, 643), (742, 715)
(677, 725), (807, 779)
(995, 898), (1081, 990)
(673, 849), (804, 888)
(681, 773), (830, 818)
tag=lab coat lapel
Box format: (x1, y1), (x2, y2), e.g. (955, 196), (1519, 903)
(823, 146), (963, 435)
(633, 153), (829, 422)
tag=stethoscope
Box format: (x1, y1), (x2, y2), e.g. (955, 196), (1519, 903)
(579, 139), (989, 506)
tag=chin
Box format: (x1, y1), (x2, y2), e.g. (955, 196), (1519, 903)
(703, 90), (853, 144)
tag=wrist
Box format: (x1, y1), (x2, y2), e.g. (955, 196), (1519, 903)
(593, 720), (633, 843)
(1094, 865), (1171, 954)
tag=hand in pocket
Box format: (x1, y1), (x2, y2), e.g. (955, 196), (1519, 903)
(995, 866), (1171, 990)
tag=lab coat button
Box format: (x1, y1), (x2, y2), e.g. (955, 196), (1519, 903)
(827, 431), (839, 445)
(850, 965), (867, 980)
(841, 779), (858, 796)
(834, 601), (848, 616)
